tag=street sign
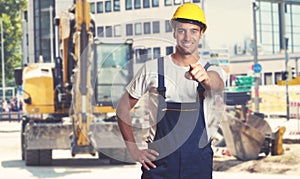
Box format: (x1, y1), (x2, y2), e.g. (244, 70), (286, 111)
(253, 63), (262, 73)
(208, 49), (230, 65)
(200, 49), (230, 73)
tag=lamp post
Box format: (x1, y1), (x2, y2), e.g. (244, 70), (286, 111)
(201, 0), (206, 49)
(0, 19), (5, 101)
(50, 5), (54, 63)
(252, 2), (260, 112)
(279, 0), (290, 121)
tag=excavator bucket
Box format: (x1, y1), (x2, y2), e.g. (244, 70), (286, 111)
(221, 91), (274, 161)
(220, 112), (273, 161)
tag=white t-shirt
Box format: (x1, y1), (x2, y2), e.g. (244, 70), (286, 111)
(126, 55), (227, 141)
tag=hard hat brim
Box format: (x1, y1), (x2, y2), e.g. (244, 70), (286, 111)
(172, 18), (207, 32)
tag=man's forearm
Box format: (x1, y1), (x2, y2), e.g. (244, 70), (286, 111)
(116, 92), (140, 152)
(117, 116), (139, 152)
(205, 71), (224, 92)
(117, 109), (136, 144)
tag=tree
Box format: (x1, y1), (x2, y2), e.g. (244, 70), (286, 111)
(0, 0), (27, 88)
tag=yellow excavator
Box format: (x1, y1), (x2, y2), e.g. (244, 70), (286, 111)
(14, 0), (143, 166)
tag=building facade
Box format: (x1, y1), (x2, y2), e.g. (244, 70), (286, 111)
(229, 0), (300, 86)
(25, 0), (203, 64)
(25, 0), (300, 86)
(256, 0), (300, 54)
(26, 0), (73, 63)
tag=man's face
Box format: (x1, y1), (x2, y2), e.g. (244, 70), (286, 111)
(173, 22), (203, 56)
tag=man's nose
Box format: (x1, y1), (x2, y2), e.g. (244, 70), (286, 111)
(184, 31), (192, 40)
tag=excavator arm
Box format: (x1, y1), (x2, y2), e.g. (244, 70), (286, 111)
(69, 0), (95, 155)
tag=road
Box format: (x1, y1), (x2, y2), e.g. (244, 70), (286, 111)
(0, 121), (299, 179)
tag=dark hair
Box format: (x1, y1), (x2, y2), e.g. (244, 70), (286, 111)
(173, 18), (206, 31)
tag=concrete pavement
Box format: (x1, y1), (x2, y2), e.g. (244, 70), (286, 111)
(1, 163), (299, 179)
(213, 172), (299, 179)
(1, 120), (299, 178)
(0, 120), (21, 132)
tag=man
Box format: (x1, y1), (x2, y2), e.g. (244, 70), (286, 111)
(117, 3), (226, 179)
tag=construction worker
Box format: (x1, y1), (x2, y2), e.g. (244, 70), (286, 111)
(117, 3), (226, 179)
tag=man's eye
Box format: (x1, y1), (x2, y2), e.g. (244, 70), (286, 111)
(178, 30), (185, 34)
(191, 30), (198, 34)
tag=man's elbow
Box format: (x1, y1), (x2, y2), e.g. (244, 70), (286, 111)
(116, 92), (138, 120)
(218, 79), (225, 91)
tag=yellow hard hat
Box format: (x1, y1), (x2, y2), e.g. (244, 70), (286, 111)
(171, 3), (207, 32)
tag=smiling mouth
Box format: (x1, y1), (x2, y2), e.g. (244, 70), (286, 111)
(182, 42), (193, 48)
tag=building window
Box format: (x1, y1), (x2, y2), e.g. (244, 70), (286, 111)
(143, 0), (150, 8)
(144, 22), (151, 34)
(153, 21), (160, 33)
(264, 72), (273, 85)
(165, 20), (172, 32)
(114, 25), (122, 37)
(33, 0), (55, 63)
(97, 26), (104, 37)
(275, 72), (282, 84)
(96, 2), (103, 13)
(134, 0), (141, 9)
(135, 23), (142, 35)
(165, 0), (172, 6)
(105, 1), (112, 12)
(193, 0), (200, 3)
(153, 47), (161, 59)
(166, 46), (174, 55)
(174, 0), (181, 5)
(294, 33), (300, 44)
(152, 0), (159, 7)
(146, 48), (152, 60)
(135, 49), (148, 63)
(114, 0), (120, 11)
(90, 2), (95, 14)
(105, 26), (113, 37)
(135, 48), (152, 63)
(126, 24), (133, 36)
(126, 0), (132, 10)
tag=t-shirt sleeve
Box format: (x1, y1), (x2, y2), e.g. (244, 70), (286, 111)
(126, 63), (148, 99)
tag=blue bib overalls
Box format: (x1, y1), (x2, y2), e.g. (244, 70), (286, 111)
(141, 58), (213, 179)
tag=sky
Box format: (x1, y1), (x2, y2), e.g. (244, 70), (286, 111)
(203, 0), (254, 51)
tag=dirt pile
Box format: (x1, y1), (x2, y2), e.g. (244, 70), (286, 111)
(213, 144), (300, 176)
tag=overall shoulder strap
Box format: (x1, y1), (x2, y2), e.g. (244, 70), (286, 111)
(197, 62), (211, 101)
(157, 57), (166, 98)
(203, 62), (211, 71)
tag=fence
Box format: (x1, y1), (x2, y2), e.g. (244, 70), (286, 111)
(251, 85), (300, 118)
(290, 101), (300, 119)
(0, 111), (22, 122)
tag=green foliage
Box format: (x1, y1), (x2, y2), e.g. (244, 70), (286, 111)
(0, 0), (27, 87)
